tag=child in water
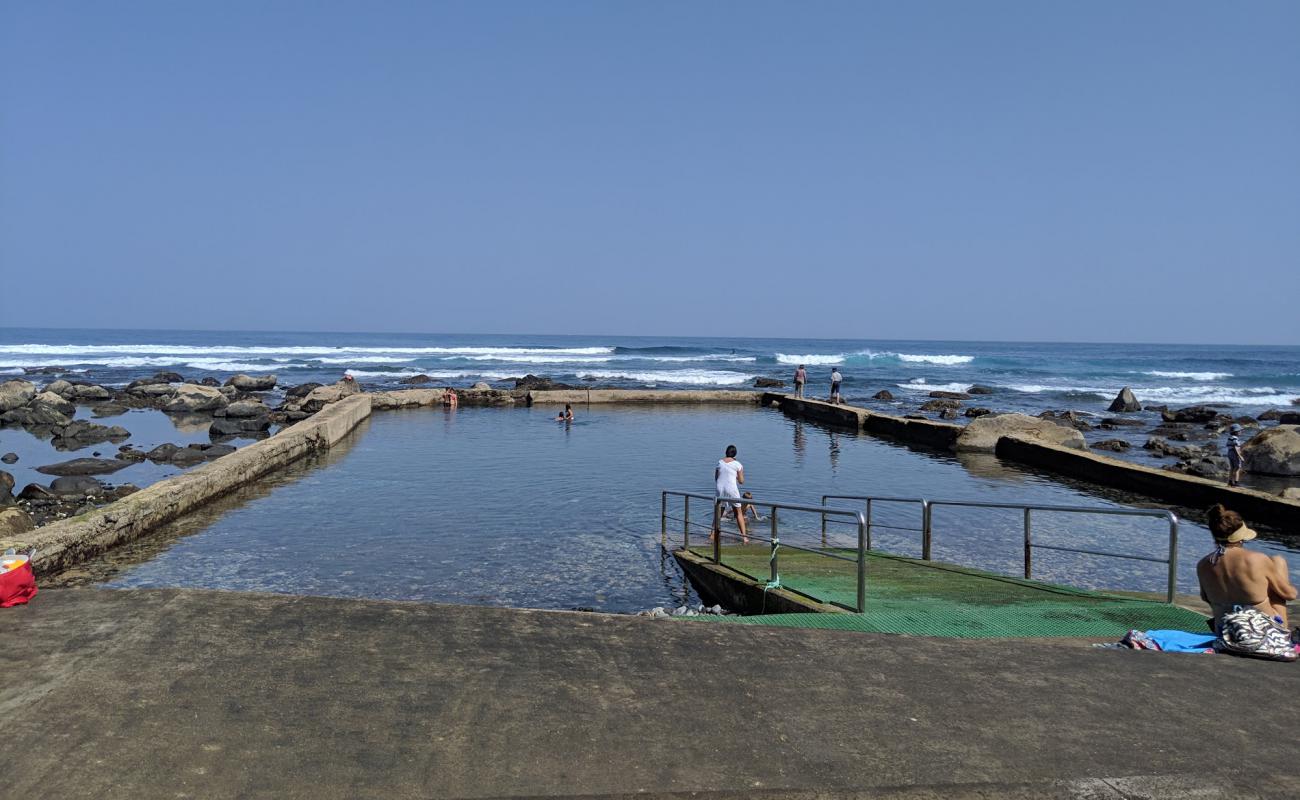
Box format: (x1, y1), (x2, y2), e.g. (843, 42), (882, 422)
(741, 491), (763, 521)
(555, 404), (574, 422)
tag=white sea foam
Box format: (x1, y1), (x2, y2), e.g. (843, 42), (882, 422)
(895, 353), (974, 366)
(0, 367), (23, 375)
(646, 355), (757, 363)
(895, 381), (972, 394)
(776, 353), (843, 365)
(458, 354), (615, 364)
(577, 369), (755, 386)
(1143, 371), (1233, 381)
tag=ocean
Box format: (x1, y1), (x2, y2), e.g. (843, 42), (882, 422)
(2, 328), (1297, 416)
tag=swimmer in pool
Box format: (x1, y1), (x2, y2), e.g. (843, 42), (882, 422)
(555, 404), (574, 422)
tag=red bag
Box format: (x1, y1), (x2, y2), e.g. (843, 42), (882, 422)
(0, 560), (37, 608)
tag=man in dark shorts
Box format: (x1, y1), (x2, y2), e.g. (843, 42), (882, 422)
(1225, 424), (1245, 487)
(830, 367), (843, 404)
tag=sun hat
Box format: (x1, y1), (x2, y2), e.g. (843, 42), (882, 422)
(1218, 523), (1257, 543)
(1229, 423), (1242, 433)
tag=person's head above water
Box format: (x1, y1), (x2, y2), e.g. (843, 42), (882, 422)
(725, 445), (737, 458)
(1206, 503), (1257, 543)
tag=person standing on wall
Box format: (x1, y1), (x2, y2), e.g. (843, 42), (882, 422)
(793, 364), (806, 398)
(830, 367), (843, 405)
(713, 444), (748, 543)
(1225, 424), (1245, 487)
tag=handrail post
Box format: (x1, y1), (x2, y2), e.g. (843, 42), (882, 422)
(712, 500), (722, 564)
(1023, 508), (1032, 579)
(856, 512), (867, 613)
(1167, 513), (1179, 604)
(683, 495), (690, 550)
(820, 495), (828, 547)
(921, 501), (932, 561)
(865, 499), (873, 551)
(770, 507), (780, 586)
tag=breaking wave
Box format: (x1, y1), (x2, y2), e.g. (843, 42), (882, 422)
(576, 370), (755, 386)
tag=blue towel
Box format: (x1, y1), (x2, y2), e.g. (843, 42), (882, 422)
(1145, 629), (1216, 653)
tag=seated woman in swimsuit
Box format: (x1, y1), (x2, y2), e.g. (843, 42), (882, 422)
(1196, 504), (1296, 631)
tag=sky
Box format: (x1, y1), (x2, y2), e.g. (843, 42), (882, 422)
(1, 2), (1297, 344)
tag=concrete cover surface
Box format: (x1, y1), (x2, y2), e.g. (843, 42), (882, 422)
(1, 588), (1297, 799)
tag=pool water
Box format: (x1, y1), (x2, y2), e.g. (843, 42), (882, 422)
(93, 405), (1300, 612)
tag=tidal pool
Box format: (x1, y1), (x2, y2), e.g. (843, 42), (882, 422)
(90, 405), (1300, 612)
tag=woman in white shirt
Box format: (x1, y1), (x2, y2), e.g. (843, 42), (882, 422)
(714, 444), (748, 542)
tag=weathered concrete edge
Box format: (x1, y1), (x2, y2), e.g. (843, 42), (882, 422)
(762, 393), (962, 449)
(529, 389), (762, 405)
(996, 436), (1300, 528)
(673, 548), (847, 614)
(2, 394), (373, 574)
(369, 388), (448, 409)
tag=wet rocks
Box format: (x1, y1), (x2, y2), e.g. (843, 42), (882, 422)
(938, 408), (959, 420)
(210, 416), (271, 437)
(0, 507), (34, 537)
(49, 476), (107, 496)
(35, 457), (132, 477)
(400, 374), (433, 385)
(754, 377), (785, 388)
(1107, 387), (1142, 413)
(1, 453), (16, 464)
(1278, 412), (1300, 425)
(217, 399), (269, 418)
(226, 373), (277, 391)
(32, 391), (76, 416)
(0, 470), (14, 505)
(1091, 439), (1131, 452)
(163, 383), (228, 413)
(920, 399), (961, 412)
(0, 380), (37, 412)
(968, 385), (995, 395)
(1161, 405), (1228, 424)
(1099, 417), (1146, 429)
(285, 382), (322, 399)
(125, 372), (184, 390)
(872, 390), (894, 400)
(1, 404), (73, 429)
(1038, 410), (1093, 431)
(61, 383), (114, 402)
(1164, 456), (1230, 480)
(514, 375), (579, 391)
(1241, 425), (1300, 476)
(964, 407), (993, 418)
(956, 413), (1087, 453)
(928, 390), (970, 400)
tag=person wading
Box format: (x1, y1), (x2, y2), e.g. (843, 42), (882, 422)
(713, 444), (747, 543)
(793, 364), (806, 398)
(829, 367), (843, 405)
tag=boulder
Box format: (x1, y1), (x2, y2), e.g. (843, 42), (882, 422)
(221, 400), (269, 419)
(968, 385), (995, 395)
(200, 377), (221, 387)
(1143, 404), (1168, 413)
(470, 382), (492, 391)
(1161, 406), (1223, 424)
(35, 457), (131, 476)
(0, 453), (16, 464)
(168, 448), (208, 466)
(131, 383), (179, 398)
(1241, 425), (1300, 476)
(1107, 387), (1141, 413)
(928, 390), (970, 400)
(49, 476), (107, 496)
(163, 384), (228, 413)
(64, 383), (113, 402)
(964, 407), (992, 418)
(53, 421), (130, 445)
(1166, 457), (1230, 480)
(754, 377), (785, 388)
(1039, 410), (1093, 431)
(955, 413), (1087, 453)
(938, 408), (959, 420)
(871, 390), (894, 401)
(226, 374), (277, 391)
(285, 382), (323, 399)
(18, 484), (55, 502)
(0, 380), (37, 412)
(300, 380), (361, 413)
(0, 507), (34, 537)
(400, 374), (434, 385)
(1091, 439), (1131, 452)
(125, 372), (183, 390)
(210, 416), (272, 437)
(920, 399), (961, 412)
(145, 444), (181, 462)
(1099, 417), (1146, 428)
(1279, 412), (1300, 425)
(44, 379), (73, 396)
(1258, 409), (1283, 422)
(0, 470), (13, 506)
(1, 405), (73, 428)
(32, 391), (77, 416)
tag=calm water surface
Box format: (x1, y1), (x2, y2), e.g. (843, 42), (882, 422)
(97, 406), (1300, 611)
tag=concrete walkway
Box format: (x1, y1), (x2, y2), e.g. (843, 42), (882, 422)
(2, 588), (1297, 799)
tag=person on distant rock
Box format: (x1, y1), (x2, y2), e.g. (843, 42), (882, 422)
(829, 368), (843, 405)
(555, 404), (574, 422)
(713, 444), (747, 543)
(793, 365), (807, 399)
(1225, 424), (1245, 487)
(1197, 504), (1296, 656)
(443, 387), (458, 409)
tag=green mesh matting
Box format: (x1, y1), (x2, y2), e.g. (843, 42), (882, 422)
(685, 544), (1208, 638)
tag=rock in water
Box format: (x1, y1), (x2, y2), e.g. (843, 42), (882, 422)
(163, 384), (228, 413)
(50, 476), (107, 496)
(968, 385), (995, 395)
(753, 377), (784, 388)
(1160, 405), (1226, 424)
(0, 453), (17, 464)
(400, 374), (433, 385)
(0, 379), (37, 412)
(956, 413), (1087, 453)
(1241, 425), (1300, 476)
(1107, 387), (1142, 413)
(226, 374), (277, 391)
(1091, 439), (1132, 452)
(872, 390), (894, 400)
(299, 379), (361, 413)
(221, 399), (269, 418)
(920, 399), (961, 411)
(964, 407), (992, 418)
(928, 390), (971, 400)
(35, 457), (132, 476)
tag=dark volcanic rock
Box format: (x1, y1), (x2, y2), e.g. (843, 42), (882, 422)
(52, 421), (130, 449)
(168, 448), (208, 466)
(928, 391), (970, 400)
(210, 417), (272, 437)
(1091, 439), (1132, 452)
(1144, 404), (1168, 413)
(0, 470), (14, 506)
(920, 399), (961, 411)
(18, 483), (55, 502)
(285, 382), (323, 399)
(1099, 417), (1146, 428)
(1279, 412), (1300, 425)
(1, 405), (74, 428)
(35, 457), (131, 476)
(200, 377), (221, 387)
(1161, 405), (1225, 424)
(967, 385), (995, 395)
(1258, 409), (1283, 422)
(220, 400), (269, 419)
(1039, 410), (1093, 431)
(754, 377), (785, 388)
(964, 407), (992, 418)
(937, 408), (959, 420)
(1107, 387), (1142, 413)
(145, 444), (181, 462)
(399, 374), (433, 385)
(872, 390), (894, 400)
(0, 453), (17, 464)
(50, 476), (107, 496)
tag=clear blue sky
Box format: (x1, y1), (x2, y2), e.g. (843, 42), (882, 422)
(2, 2), (1296, 343)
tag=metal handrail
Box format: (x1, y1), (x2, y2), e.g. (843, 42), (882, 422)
(662, 490), (869, 612)
(821, 494), (1180, 603)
